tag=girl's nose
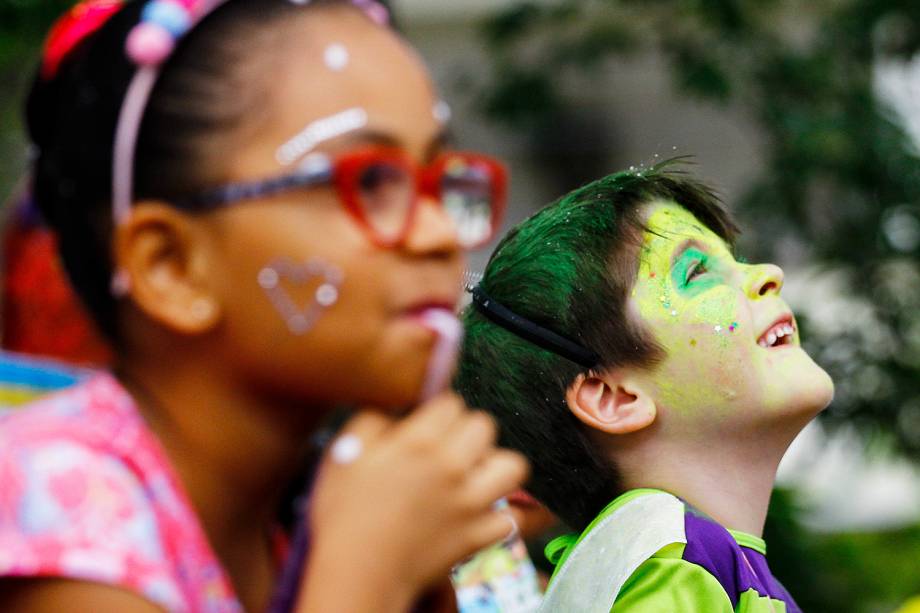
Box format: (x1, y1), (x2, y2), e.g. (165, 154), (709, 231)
(744, 263), (784, 299)
(402, 196), (461, 256)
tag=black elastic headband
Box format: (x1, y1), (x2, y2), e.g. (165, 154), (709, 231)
(471, 285), (600, 369)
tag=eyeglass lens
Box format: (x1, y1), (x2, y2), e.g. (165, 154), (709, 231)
(356, 155), (497, 248)
(440, 157), (495, 248)
(357, 161), (415, 243)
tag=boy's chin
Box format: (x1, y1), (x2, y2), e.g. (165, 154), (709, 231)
(767, 360), (835, 418)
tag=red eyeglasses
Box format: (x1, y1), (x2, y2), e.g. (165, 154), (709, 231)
(182, 147), (508, 250)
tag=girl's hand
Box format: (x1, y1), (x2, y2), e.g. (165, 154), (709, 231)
(298, 392), (529, 613)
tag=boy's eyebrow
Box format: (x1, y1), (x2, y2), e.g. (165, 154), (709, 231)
(669, 238), (707, 268)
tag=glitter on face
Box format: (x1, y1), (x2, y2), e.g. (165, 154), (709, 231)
(323, 43), (350, 72)
(630, 202), (834, 421)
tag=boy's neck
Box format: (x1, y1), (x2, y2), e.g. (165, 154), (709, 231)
(616, 419), (810, 537)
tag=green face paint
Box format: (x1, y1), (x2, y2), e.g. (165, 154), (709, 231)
(627, 202), (834, 434)
(671, 247), (722, 296)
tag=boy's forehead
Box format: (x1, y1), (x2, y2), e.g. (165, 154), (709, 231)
(640, 202), (728, 265)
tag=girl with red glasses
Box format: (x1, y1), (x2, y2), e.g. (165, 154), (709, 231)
(0, 1), (526, 611)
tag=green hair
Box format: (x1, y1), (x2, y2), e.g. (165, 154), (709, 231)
(457, 163), (738, 529)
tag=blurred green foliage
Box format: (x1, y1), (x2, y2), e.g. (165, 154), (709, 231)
(476, 0), (920, 463)
(0, 0), (72, 199)
(0, 0), (71, 58)
(765, 488), (920, 612)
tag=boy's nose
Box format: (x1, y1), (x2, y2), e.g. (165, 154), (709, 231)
(744, 263), (784, 299)
(402, 195), (461, 256)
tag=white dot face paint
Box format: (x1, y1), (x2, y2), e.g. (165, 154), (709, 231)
(315, 283), (339, 307)
(331, 434), (363, 464)
(433, 100), (452, 124)
(324, 43), (349, 72)
(258, 268), (280, 289)
(276, 107), (369, 166)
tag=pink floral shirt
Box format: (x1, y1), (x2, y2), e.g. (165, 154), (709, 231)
(0, 374), (242, 612)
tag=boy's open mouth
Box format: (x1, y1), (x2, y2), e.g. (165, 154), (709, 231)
(757, 316), (796, 348)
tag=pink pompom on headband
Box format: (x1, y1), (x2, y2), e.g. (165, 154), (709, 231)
(111, 0), (227, 229)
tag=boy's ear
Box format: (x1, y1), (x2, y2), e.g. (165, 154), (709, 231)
(114, 202), (221, 335)
(565, 370), (656, 435)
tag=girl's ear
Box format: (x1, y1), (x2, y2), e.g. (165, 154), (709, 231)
(113, 202), (221, 335)
(565, 370), (657, 435)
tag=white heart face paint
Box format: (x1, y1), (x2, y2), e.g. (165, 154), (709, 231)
(257, 258), (344, 335)
(275, 107), (369, 166)
(324, 43), (350, 72)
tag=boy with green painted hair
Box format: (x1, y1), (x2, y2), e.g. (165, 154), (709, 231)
(457, 165), (834, 612)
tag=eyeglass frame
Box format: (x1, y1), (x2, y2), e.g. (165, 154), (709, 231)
(176, 146), (508, 250)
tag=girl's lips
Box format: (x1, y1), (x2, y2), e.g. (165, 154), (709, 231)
(402, 301), (457, 318)
(507, 488), (541, 509)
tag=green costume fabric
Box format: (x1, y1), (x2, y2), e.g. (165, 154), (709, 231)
(541, 489), (799, 613)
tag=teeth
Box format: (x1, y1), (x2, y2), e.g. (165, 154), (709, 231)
(758, 321), (797, 348)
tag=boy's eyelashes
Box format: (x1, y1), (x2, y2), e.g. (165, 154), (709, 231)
(685, 258), (708, 284)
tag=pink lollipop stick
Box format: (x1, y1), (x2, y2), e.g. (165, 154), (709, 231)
(417, 308), (461, 402)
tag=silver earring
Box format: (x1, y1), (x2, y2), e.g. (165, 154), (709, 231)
(111, 269), (132, 297)
(191, 298), (213, 321)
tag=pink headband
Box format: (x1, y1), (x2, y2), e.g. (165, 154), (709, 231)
(111, 0), (391, 227)
(111, 0), (227, 226)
